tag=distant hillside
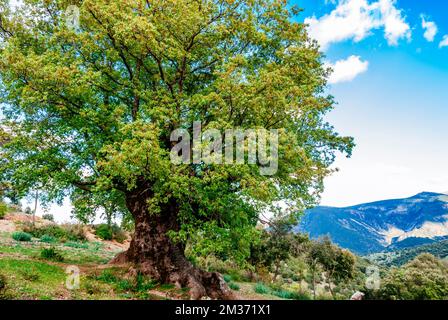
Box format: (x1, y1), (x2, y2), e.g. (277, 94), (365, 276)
(367, 239), (448, 267)
(296, 192), (448, 255)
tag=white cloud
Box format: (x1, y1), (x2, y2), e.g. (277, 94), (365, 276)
(305, 0), (411, 50)
(377, 0), (411, 45)
(439, 35), (448, 48)
(421, 15), (438, 42)
(326, 55), (369, 84)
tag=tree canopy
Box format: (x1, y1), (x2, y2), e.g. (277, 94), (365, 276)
(0, 0), (353, 298)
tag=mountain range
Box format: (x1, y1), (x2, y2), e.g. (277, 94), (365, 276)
(296, 192), (448, 255)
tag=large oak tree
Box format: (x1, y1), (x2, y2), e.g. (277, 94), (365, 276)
(0, 0), (353, 299)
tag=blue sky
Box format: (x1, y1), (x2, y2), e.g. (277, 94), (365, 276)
(293, 0), (448, 206)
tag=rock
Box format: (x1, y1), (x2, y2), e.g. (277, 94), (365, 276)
(350, 291), (365, 300)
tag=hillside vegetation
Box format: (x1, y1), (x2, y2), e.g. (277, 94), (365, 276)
(1, 206), (448, 300)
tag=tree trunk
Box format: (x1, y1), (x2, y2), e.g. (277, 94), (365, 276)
(110, 185), (234, 300)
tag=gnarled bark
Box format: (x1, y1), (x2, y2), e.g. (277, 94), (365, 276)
(111, 185), (234, 300)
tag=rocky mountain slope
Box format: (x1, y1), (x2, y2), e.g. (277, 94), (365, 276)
(296, 192), (448, 255)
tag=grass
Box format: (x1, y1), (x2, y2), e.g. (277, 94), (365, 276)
(0, 240), (117, 265)
(0, 258), (67, 299)
(0, 229), (307, 300)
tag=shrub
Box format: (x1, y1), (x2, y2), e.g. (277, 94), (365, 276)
(40, 235), (56, 243)
(94, 224), (127, 242)
(0, 202), (7, 219)
(12, 231), (32, 242)
(223, 274), (232, 283)
(42, 214), (54, 222)
(22, 223), (86, 242)
(254, 283), (270, 294)
(95, 224), (113, 241)
(228, 282), (240, 291)
(40, 247), (64, 262)
(24, 207), (32, 215)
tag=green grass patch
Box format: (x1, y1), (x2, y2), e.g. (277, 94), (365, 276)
(64, 241), (89, 249)
(0, 258), (66, 299)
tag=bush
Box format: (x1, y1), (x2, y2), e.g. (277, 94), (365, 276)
(24, 207), (32, 215)
(95, 224), (113, 241)
(22, 223), (86, 242)
(223, 274), (232, 283)
(0, 202), (7, 219)
(40, 234), (56, 243)
(40, 247), (64, 262)
(254, 283), (270, 294)
(228, 282), (240, 291)
(12, 231), (32, 242)
(95, 224), (127, 242)
(42, 214), (54, 222)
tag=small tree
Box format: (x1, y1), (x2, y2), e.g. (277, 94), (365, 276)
(306, 237), (355, 299)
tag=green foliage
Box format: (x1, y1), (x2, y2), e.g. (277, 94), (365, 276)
(24, 207), (32, 215)
(0, 202), (7, 219)
(95, 224), (113, 241)
(40, 247), (64, 262)
(368, 240), (448, 267)
(306, 236), (356, 298)
(254, 283), (270, 295)
(40, 235), (56, 243)
(223, 275), (232, 283)
(12, 231), (32, 242)
(23, 223), (86, 242)
(249, 219), (310, 282)
(96, 270), (117, 284)
(42, 214), (54, 222)
(378, 254), (448, 300)
(94, 224), (127, 242)
(228, 282), (240, 291)
(0, 0), (353, 270)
